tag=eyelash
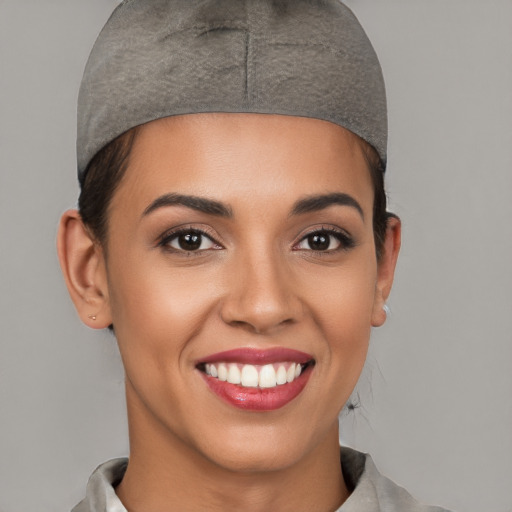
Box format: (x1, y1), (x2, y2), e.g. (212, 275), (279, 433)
(157, 225), (355, 255)
(158, 226), (223, 255)
(294, 226), (355, 254)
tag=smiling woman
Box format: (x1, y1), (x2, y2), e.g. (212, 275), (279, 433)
(56, 1), (450, 511)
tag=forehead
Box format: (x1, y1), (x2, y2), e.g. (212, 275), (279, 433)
(112, 113), (374, 216)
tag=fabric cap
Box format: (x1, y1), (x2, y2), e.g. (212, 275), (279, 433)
(77, 0), (387, 181)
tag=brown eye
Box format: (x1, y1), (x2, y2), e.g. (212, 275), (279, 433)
(164, 230), (219, 252)
(307, 233), (331, 251)
(176, 232), (202, 251)
(295, 228), (354, 252)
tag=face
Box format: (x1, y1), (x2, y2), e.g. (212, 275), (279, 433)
(98, 113), (392, 472)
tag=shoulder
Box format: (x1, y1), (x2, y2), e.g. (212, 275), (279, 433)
(71, 458), (128, 512)
(338, 446), (453, 512)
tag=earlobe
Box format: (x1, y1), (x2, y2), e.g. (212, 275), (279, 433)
(371, 215), (401, 327)
(57, 209), (112, 329)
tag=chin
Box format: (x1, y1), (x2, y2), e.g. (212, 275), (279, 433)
(186, 417), (334, 475)
(204, 438), (309, 474)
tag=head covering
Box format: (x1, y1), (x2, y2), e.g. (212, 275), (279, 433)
(77, 0), (387, 181)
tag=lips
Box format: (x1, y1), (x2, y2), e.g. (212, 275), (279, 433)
(197, 348), (315, 411)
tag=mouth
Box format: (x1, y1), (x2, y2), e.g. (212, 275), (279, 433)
(196, 348), (315, 411)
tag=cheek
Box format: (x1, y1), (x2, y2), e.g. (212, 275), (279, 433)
(305, 256), (377, 335)
(104, 258), (228, 434)
(105, 253), (224, 366)
(302, 254), (377, 383)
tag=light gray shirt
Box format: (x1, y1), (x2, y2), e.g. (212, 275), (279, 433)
(72, 447), (452, 512)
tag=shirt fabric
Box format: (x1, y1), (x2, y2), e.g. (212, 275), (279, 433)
(72, 446), (451, 512)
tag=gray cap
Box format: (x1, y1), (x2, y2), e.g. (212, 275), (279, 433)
(77, 0), (387, 181)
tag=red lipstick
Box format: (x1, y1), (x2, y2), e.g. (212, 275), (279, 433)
(197, 348), (314, 411)
(199, 347), (312, 365)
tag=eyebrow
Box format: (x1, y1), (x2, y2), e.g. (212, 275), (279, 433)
(142, 191), (363, 221)
(291, 193), (364, 220)
(142, 193), (233, 218)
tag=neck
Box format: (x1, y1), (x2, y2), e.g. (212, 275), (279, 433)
(116, 382), (349, 512)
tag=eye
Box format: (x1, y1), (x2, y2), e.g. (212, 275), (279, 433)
(160, 229), (221, 253)
(295, 228), (354, 252)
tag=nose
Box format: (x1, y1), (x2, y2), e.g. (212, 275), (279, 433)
(220, 249), (303, 335)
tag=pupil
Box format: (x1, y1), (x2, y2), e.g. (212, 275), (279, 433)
(179, 233), (202, 250)
(308, 232), (330, 251)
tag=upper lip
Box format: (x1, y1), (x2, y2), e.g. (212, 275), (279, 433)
(198, 347), (313, 365)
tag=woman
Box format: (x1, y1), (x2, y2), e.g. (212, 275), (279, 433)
(58, 0), (450, 510)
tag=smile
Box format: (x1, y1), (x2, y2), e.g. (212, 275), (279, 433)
(197, 348), (315, 411)
(204, 362), (305, 388)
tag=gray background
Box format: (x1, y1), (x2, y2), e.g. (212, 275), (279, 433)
(0, 1), (510, 511)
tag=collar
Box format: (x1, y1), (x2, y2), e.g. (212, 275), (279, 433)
(72, 447), (448, 512)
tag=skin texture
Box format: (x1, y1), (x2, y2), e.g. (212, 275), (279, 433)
(58, 113), (401, 512)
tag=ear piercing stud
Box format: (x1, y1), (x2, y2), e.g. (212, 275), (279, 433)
(88, 314), (97, 321)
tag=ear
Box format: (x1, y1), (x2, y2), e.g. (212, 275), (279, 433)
(57, 209), (112, 329)
(371, 215), (401, 327)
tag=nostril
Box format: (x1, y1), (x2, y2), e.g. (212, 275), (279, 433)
(227, 317), (296, 335)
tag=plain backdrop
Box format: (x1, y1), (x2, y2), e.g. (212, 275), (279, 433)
(0, 1), (511, 511)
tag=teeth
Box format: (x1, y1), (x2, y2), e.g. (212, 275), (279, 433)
(259, 364), (277, 388)
(217, 363), (228, 381)
(286, 364), (296, 383)
(276, 365), (287, 385)
(227, 364), (241, 384)
(204, 361), (307, 389)
(241, 365), (259, 387)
